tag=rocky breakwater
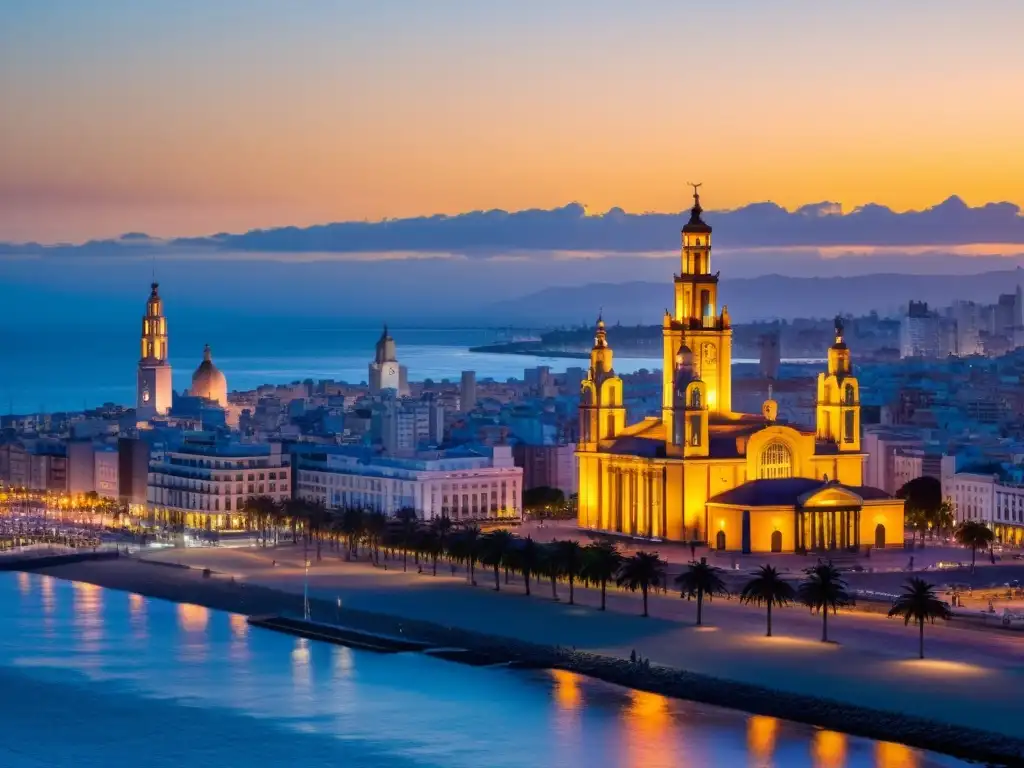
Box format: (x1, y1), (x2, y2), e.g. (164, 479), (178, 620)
(321, 604), (1024, 767)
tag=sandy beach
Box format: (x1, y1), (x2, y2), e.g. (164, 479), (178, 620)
(30, 546), (1024, 763)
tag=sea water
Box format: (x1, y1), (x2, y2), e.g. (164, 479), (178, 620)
(0, 572), (967, 768)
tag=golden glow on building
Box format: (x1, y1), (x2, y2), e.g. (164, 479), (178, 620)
(812, 729), (847, 768)
(577, 189), (905, 552)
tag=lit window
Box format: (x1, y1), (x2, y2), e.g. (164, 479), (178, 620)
(759, 442), (793, 479)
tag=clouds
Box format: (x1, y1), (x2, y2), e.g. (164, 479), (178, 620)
(136, 196), (1024, 255)
(2, 196), (1024, 262)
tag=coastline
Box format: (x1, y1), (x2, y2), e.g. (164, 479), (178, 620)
(25, 555), (1024, 766)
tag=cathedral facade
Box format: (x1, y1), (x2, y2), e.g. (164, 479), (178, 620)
(576, 190), (904, 554)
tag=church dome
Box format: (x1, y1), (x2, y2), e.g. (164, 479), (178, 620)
(191, 344), (228, 407)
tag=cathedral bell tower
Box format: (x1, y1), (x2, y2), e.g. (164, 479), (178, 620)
(137, 282), (173, 420)
(667, 343), (709, 458)
(579, 316), (625, 450)
(815, 316), (860, 451)
(662, 185), (732, 438)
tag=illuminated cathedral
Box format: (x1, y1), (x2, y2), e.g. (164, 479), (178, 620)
(576, 188), (904, 553)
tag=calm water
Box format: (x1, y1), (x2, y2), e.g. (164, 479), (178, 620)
(0, 324), (670, 413)
(0, 572), (965, 768)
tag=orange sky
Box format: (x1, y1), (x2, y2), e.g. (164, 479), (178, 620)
(2, 1), (1023, 242)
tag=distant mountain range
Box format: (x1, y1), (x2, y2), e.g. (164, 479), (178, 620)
(492, 269), (1024, 325)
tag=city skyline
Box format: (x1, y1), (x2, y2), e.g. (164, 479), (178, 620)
(4, 1), (1024, 241)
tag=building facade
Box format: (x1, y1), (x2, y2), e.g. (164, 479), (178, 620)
(576, 189), (904, 553)
(294, 445), (522, 520)
(147, 435), (291, 530)
(137, 282), (173, 419)
(513, 443), (577, 497)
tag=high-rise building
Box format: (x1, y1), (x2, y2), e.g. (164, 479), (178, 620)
(378, 394), (444, 454)
(137, 282), (173, 419)
(460, 370), (477, 413)
(900, 301), (944, 358)
(576, 187), (904, 553)
(758, 330), (781, 379)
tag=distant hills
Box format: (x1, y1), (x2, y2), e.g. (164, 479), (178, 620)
(492, 269), (1024, 325)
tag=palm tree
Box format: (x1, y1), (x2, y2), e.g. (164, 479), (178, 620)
(305, 500), (330, 561)
(339, 506), (364, 560)
(931, 499), (955, 539)
(419, 528), (444, 575)
(244, 495), (280, 547)
(797, 561), (852, 642)
(616, 551), (667, 617)
(541, 543), (564, 600)
(514, 536), (543, 597)
(364, 510), (387, 565)
(740, 564), (796, 637)
(887, 577), (952, 659)
(955, 520), (995, 573)
(552, 539), (585, 605)
(449, 524), (481, 585)
(580, 541), (624, 610)
(394, 507), (419, 572)
(282, 498), (310, 545)
(674, 557), (728, 626)
(480, 529), (517, 591)
(431, 516), (454, 562)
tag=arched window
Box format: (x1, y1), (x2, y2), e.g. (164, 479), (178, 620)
(690, 388), (701, 409)
(606, 414), (615, 438)
(715, 530), (726, 550)
(759, 442), (793, 479)
(689, 415), (701, 447)
(694, 253), (703, 274)
(844, 409), (856, 443)
(771, 530), (783, 553)
(844, 383), (855, 405)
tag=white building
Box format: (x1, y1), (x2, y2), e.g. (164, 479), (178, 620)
(294, 445), (522, 521)
(147, 434), (291, 530)
(948, 464), (1024, 544)
(863, 427), (924, 494)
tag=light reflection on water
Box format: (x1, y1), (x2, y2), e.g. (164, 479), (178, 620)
(0, 573), (967, 768)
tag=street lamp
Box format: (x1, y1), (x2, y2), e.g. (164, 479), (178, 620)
(303, 555), (311, 621)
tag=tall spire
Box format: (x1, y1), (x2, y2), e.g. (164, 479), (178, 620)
(203, 343), (212, 362)
(594, 312), (607, 348)
(683, 182), (711, 233)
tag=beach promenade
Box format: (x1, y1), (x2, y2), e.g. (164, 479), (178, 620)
(35, 543), (1024, 746)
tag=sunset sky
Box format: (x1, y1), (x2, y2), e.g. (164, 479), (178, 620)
(3, 0), (1023, 243)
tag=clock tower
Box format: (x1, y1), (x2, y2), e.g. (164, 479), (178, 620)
(137, 282), (173, 420)
(368, 324), (408, 395)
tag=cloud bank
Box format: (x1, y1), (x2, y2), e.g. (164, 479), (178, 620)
(3, 196), (1024, 259)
